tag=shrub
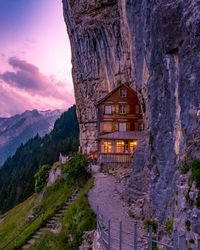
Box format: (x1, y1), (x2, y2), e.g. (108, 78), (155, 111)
(149, 132), (154, 145)
(152, 156), (157, 164)
(185, 220), (191, 231)
(195, 192), (200, 208)
(178, 39), (184, 47)
(144, 219), (158, 233)
(185, 188), (194, 206)
(127, 198), (131, 206)
(187, 159), (200, 208)
(128, 210), (135, 218)
(63, 153), (89, 182)
(34, 164), (52, 193)
(180, 164), (190, 174)
(187, 141), (192, 147)
(152, 236), (159, 250)
(165, 219), (173, 234)
(189, 238), (195, 244)
(189, 159), (200, 189)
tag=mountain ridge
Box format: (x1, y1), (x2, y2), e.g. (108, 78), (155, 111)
(0, 109), (64, 166)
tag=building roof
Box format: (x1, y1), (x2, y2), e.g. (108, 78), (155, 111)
(98, 131), (143, 140)
(95, 83), (137, 106)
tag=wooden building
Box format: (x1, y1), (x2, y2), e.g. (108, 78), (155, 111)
(96, 83), (144, 163)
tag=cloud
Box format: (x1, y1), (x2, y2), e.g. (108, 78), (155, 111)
(0, 57), (74, 117)
(0, 57), (52, 91)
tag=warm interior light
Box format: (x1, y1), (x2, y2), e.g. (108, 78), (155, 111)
(130, 141), (138, 153)
(104, 142), (112, 153)
(116, 141), (125, 153)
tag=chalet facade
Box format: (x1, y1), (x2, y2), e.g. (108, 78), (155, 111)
(96, 84), (143, 163)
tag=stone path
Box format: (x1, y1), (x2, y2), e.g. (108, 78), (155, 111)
(21, 190), (78, 249)
(88, 165), (147, 250)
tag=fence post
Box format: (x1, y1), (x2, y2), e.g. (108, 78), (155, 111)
(149, 225), (152, 250)
(134, 222), (137, 250)
(173, 230), (178, 250)
(119, 221), (122, 250)
(179, 234), (186, 250)
(108, 220), (111, 250)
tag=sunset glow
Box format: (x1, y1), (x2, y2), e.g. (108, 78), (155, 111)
(0, 0), (74, 117)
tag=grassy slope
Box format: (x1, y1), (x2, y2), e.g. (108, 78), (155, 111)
(29, 178), (96, 250)
(0, 193), (39, 249)
(0, 176), (77, 249)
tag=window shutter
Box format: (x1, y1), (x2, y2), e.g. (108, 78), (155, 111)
(104, 122), (113, 132)
(126, 122), (130, 131)
(135, 104), (140, 113)
(111, 105), (115, 113)
(126, 104), (130, 114)
(115, 122), (118, 131)
(116, 105), (119, 114)
(134, 122), (139, 131)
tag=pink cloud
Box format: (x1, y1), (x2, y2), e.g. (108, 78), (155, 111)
(0, 57), (75, 117)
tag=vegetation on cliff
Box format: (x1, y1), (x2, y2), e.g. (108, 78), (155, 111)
(0, 153), (95, 250)
(0, 105), (79, 213)
(29, 178), (96, 250)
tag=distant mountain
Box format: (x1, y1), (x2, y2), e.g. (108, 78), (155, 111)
(0, 105), (79, 213)
(0, 109), (63, 166)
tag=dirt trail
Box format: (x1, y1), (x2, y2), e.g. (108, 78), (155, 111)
(88, 165), (145, 249)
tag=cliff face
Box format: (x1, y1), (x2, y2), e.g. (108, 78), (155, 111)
(63, 0), (200, 243)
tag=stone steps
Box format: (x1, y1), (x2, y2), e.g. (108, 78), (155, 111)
(58, 209), (67, 213)
(21, 244), (31, 249)
(20, 190), (79, 249)
(47, 219), (57, 223)
(46, 223), (55, 228)
(27, 239), (35, 244)
(32, 234), (40, 239)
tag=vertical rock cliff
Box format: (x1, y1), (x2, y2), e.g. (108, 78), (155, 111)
(63, 0), (200, 245)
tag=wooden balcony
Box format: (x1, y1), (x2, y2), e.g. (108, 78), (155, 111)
(98, 131), (143, 140)
(98, 153), (132, 163)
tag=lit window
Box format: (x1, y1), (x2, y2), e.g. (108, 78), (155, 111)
(116, 141), (125, 153)
(130, 141), (137, 152)
(104, 142), (112, 153)
(119, 123), (126, 132)
(119, 105), (126, 114)
(105, 106), (111, 114)
(120, 89), (126, 97)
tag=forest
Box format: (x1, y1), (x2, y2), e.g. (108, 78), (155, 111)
(0, 105), (79, 213)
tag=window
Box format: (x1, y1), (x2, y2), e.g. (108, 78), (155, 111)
(116, 141), (125, 153)
(120, 88), (126, 97)
(104, 142), (112, 153)
(119, 123), (126, 132)
(102, 122), (113, 132)
(105, 105), (111, 114)
(130, 141), (137, 153)
(119, 105), (126, 114)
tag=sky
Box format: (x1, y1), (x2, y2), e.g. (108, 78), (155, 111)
(0, 0), (74, 117)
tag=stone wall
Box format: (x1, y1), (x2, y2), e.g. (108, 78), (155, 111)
(63, 0), (200, 245)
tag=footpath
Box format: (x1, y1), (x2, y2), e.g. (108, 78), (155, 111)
(88, 165), (145, 250)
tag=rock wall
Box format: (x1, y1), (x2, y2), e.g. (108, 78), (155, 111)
(63, 0), (200, 245)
